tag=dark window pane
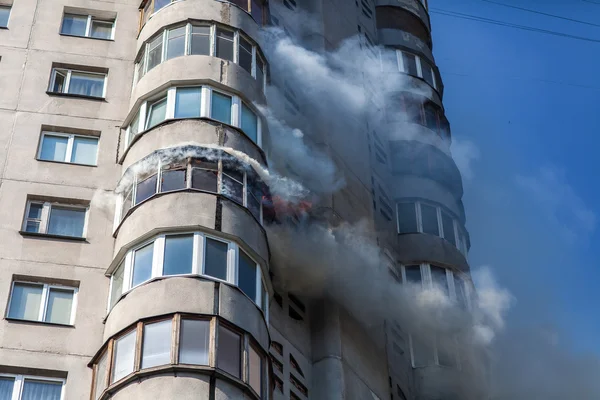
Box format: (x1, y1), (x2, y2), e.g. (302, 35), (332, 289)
(421, 62), (436, 88)
(238, 250), (257, 301)
(132, 243), (154, 287)
(211, 91), (232, 123)
(218, 325), (241, 378)
(420, 204), (439, 236)
(204, 238), (228, 280)
(248, 193), (261, 220)
(441, 211), (456, 246)
(52, 70), (67, 93)
(175, 87), (201, 118)
(48, 207), (86, 237)
(191, 166), (218, 192)
(436, 336), (455, 367)
(241, 103), (258, 143)
(402, 53), (418, 76)
(412, 336), (434, 367)
(222, 174), (244, 204)
(163, 235), (193, 275)
(397, 203), (417, 233)
(230, 0), (249, 10)
(404, 265), (421, 285)
(179, 319), (210, 364)
(160, 167), (186, 192)
(424, 103), (439, 131)
(166, 26), (186, 60)
(28, 203), (43, 219)
(216, 29), (234, 62)
(135, 174), (158, 204)
(251, 0), (263, 23)
(239, 37), (253, 73)
(61, 14), (87, 36)
(190, 25), (210, 55)
(256, 57), (265, 87)
(0, 6), (10, 28)
(431, 266), (449, 296)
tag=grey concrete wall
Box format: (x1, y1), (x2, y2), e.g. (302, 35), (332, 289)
(110, 373), (211, 400)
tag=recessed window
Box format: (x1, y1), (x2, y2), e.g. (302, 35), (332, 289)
(7, 281), (77, 325)
(49, 68), (107, 98)
(218, 325), (241, 378)
(141, 319), (172, 368)
(110, 262), (125, 309)
(23, 201), (87, 238)
(0, 6), (11, 28)
(179, 319), (210, 365)
(38, 132), (99, 166)
(0, 375), (64, 400)
(112, 330), (136, 383)
(61, 13), (115, 40)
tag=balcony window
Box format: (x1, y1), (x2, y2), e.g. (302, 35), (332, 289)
(7, 281), (77, 325)
(402, 263), (471, 310)
(249, 344), (263, 395)
(142, 320), (172, 368)
(430, 266), (449, 296)
(166, 26), (186, 60)
(420, 203), (439, 236)
(110, 262), (125, 309)
(135, 173), (158, 204)
(211, 91), (233, 124)
(38, 132), (99, 166)
(61, 13), (115, 40)
(147, 34), (164, 71)
(131, 243), (154, 288)
(204, 238), (229, 281)
(179, 319), (210, 365)
(441, 210), (457, 246)
(23, 201), (87, 238)
(49, 68), (106, 98)
(222, 167), (244, 204)
(0, 6), (10, 28)
(112, 330), (136, 383)
(394, 50), (438, 91)
(238, 250), (257, 301)
(218, 325), (241, 378)
(401, 53), (418, 76)
(191, 161), (218, 192)
(145, 97), (167, 129)
(94, 351), (108, 399)
(190, 25), (211, 55)
(163, 235), (193, 275)
(160, 163), (187, 192)
(174, 87), (201, 118)
(404, 265), (421, 285)
(238, 35), (253, 74)
(241, 102), (258, 143)
(216, 28), (235, 62)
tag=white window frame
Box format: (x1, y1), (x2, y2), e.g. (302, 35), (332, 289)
(108, 232), (267, 315)
(49, 68), (108, 98)
(6, 281), (78, 325)
(37, 132), (99, 166)
(23, 201), (89, 238)
(0, 374), (66, 400)
(61, 13), (115, 40)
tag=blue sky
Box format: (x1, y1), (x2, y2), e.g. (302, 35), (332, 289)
(429, 0), (600, 353)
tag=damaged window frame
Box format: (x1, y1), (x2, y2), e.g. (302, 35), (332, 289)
(133, 22), (267, 92)
(107, 231), (269, 316)
(124, 85), (262, 148)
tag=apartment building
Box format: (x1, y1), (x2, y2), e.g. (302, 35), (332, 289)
(0, 0), (474, 399)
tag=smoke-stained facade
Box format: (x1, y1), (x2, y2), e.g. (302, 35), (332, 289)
(0, 0), (477, 399)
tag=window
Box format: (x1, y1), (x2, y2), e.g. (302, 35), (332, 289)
(0, 375), (64, 400)
(238, 36), (253, 74)
(423, 103), (439, 132)
(0, 6), (10, 28)
(61, 13), (115, 40)
(211, 91), (232, 124)
(145, 97), (167, 129)
(411, 335), (435, 367)
(218, 325), (241, 378)
(49, 68), (106, 98)
(166, 26), (186, 60)
(421, 61), (436, 89)
(7, 281), (77, 325)
(216, 28), (235, 62)
(179, 319), (210, 365)
(23, 201), (87, 238)
(397, 203), (417, 233)
(222, 167), (244, 204)
(454, 275), (467, 309)
(174, 87), (201, 119)
(163, 235), (193, 275)
(191, 161), (218, 192)
(395, 50), (438, 90)
(420, 203), (439, 236)
(38, 132), (99, 166)
(160, 163), (187, 192)
(404, 265), (421, 285)
(402, 264), (470, 310)
(94, 351), (108, 399)
(441, 211), (456, 246)
(241, 103), (258, 143)
(248, 345), (263, 395)
(131, 243), (154, 288)
(204, 237), (228, 281)
(190, 25), (210, 55)
(141, 320), (172, 368)
(112, 330), (136, 383)
(430, 266), (449, 296)
(134, 173), (158, 204)
(238, 250), (257, 301)
(401, 53), (418, 76)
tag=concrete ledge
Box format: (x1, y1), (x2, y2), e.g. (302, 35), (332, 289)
(394, 233), (469, 273)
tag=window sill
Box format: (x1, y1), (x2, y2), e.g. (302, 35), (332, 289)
(59, 33), (114, 42)
(46, 91), (106, 102)
(5, 317), (75, 328)
(19, 231), (88, 242)
(36, 158), (98, 168)
(0, 26), (8, 30)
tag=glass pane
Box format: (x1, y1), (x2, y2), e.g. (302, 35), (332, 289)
(132, 243), (154, 287)
(431, 266), (449, 296)
(45, 288), (74, 324)
(25, 221), (41, 233)
(8, 283), (42, 320)
(249, 346), (262, 395)
(22, 380), (62, 400)
(454, 276), (467, 309)
(412, 336), (434, 367)
(61, 14), (87, 36)
(422, 62), (435, 87)
(248, 193), (261, 220)
(436, 336), (455, 367)
(204, 238), (228, 280)
(154, 0), (171, 11)
(251, 0), (263, 23)
(0, 377), (14, 400)
(121, 189), (133, 219)
(110, 262), (125, 309)
(239, 37), (253, 74)
(222, 174), (243, 204)
(112, 330), (136, 382)
(160, 168), (186, 192)
(404, 265), (421, 285)
(420, 204), (439, 236)
(216, 29), (234, 61)
(179, 319), (210, 365)
(135, 174), (158, 204)
(146, 98), (167, 128)
(238, 250), (257, 301)
(28, 203), (43, 219)
(90, 20), (113, 39)
(47, 207), (86, 237)
(191, 166), (218, 192)
(71, 137), (98, 165)
(0, 6), (9, 28)
(52, 70), (67, 93)
(175, 87), (201, 118)
(424, 104), (438, 131)
(68, 72), (105, 97)
(94, 352), (108, 400)
(256, 57), (265, 87)
(402, 52), (418, 76)
(241, 103), (258, 143)
(217, 325), (241, 377)
(230, 0), (249, 11)
(190, 26), (210, 55)
(129, 110), (141, 138)
(211, 91), (232, 124)
(40, 135), (68, 162)
(147, 35), (164, 71)
(166, 26), (186, 60)
(142, 320), (172, 369)
(441, 211), (456, 246)
(163, 235), (193, 275)
(397, 203), (417, 233)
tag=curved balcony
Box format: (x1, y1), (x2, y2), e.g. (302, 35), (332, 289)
(375, 2), (431, 47)
(381, 48), (443, 100)
(379, 31), (434, 66)
(395, 233), (469, 273)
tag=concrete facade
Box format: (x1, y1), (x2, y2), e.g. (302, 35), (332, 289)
(0, 0), (475, 399)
